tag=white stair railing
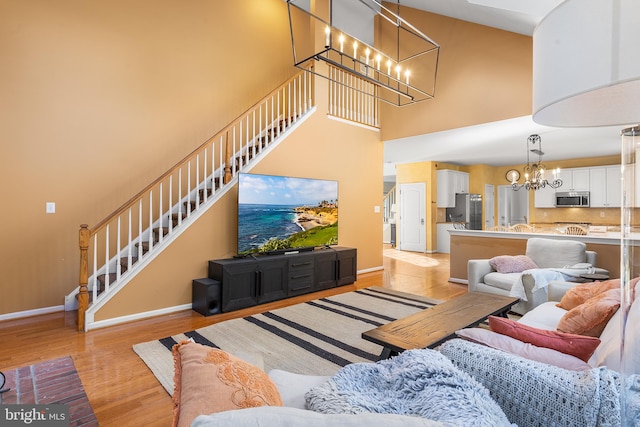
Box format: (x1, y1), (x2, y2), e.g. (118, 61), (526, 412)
(328, 64), (379, 128)
(74, 67), (315, 331)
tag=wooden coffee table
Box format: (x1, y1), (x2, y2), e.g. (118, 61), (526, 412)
(362, 292), (519, 359)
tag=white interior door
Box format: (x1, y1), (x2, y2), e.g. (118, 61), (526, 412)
(399, 183), (426, 252)
(484, 184), (495, 229)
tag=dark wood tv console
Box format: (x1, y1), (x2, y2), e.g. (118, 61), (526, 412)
(207, 246), (357, 312)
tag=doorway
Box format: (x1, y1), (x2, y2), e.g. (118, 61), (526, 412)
(498, 185), (529, 227)
(398, 182), (426, 252)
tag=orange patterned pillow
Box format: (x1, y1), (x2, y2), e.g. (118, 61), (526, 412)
(557, 279), (620, 310)
(557, 288), (621, 337)
(172, 340), (282, 427)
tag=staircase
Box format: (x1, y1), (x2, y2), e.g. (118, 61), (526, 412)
(69, 67), (316, 331)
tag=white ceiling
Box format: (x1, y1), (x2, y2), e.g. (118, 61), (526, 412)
(384, 0), (624, 176)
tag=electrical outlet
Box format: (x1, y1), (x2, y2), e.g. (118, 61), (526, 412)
(543, 212), (548, 217)
(46, 202), (56, 214)
(374, 205), (380, 213)
(600, 211), (605, 217)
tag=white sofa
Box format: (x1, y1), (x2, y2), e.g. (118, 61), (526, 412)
(468, 237), (605, 314)
(517, 279), (638, 371)
(439, 278), (640, 426)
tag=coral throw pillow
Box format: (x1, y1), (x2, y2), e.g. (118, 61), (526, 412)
(488, 316), (600, 362)
(489, 255), (538, 274)
(172, 340), (282, 427)
(557, 279), (620, 310)
(557, 288), (621, 337)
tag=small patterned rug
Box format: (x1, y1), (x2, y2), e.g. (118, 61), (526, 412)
(0, 356), (98, 426)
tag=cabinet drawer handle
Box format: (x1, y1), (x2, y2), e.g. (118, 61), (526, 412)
(291, 262), (312, 267)
(291, 274), (311, 279)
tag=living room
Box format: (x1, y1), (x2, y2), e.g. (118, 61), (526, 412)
(2, 0), (638, 425)
(1, 0), (549, 327)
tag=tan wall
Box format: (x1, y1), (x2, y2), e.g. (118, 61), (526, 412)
(380, 6), (532, 140)
(94, 72), (384, 321)
(0, 0), (383, 317)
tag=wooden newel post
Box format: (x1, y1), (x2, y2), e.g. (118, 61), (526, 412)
(223, 131), (232, 184)
(77, 224), (90, 332)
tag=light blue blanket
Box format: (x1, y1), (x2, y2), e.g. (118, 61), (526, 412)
(305, 348), (515, 427)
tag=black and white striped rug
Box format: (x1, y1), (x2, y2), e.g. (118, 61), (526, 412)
(133, 287), (439, 395)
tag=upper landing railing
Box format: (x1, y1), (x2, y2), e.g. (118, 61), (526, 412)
(76, 67), (315, 331)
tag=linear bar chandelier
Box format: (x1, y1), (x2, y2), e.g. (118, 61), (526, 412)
(510, 134), (563, 191)
(286, 0), (440, 107)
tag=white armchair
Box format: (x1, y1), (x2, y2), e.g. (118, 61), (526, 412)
(468, 238), (606, 315)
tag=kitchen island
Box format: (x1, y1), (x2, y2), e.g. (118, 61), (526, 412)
(447, 229), (639, 283)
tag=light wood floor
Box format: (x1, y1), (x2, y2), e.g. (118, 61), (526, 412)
(0, 248), (466, 426)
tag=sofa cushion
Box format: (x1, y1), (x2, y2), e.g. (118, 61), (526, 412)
(455, 327), (591, 371)
(519, 301), (568, 330)
(558, 279), (621, 310)
(484, 272), (521, 291)
(488, 316), (600, 362)
(191, 406), (449, 427)
(525, 238), (586, 269)
(172, 340), (282, 427)
(267, 369), (331, 410)
(557, 288), (621, 337)
(489, 255), (538, 273)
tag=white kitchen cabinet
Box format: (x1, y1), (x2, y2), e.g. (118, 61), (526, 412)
(453, 171), (469, 194)
(436, 170), (469, 208)
(436, 223), (456, 253)
(557, 167), (590, 192)
(590, 165), (621, 208)
(534, 185), (556, 208)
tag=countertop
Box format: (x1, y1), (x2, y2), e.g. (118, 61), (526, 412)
(447, 228), (640, 245)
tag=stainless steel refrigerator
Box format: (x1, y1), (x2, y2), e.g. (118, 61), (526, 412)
(446, 193), (482, 230)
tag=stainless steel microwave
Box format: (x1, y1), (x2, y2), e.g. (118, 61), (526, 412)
(555, 191), (590, 207)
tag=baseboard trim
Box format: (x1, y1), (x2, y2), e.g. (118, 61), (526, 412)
(358, 266), (384, 274)
(86, 303), (193, 331)
(449, 277), (469, 285)
(0, 305), (64, 322)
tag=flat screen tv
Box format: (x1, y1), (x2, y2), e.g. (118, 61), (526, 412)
(237, 173), (338, 255)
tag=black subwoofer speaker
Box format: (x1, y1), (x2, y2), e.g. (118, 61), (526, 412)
(192, 278), (221, 316)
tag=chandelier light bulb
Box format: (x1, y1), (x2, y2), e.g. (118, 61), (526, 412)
(325, 26), (330, 47)
(339, 34), (345, 53)
(387, 59), (392, 75)
(353, 41), (358, 58)
(405, 69), (411, 85)
(395, 64), (402, 80)
(375, 54), (382, 70)
(365, 48), (370, 65)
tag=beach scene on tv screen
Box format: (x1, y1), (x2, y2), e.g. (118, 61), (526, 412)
(238, 174), (338, 254)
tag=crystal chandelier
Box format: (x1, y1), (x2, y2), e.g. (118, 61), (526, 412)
(286, 0), (440, 107)
(509, 134), (563, 191)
